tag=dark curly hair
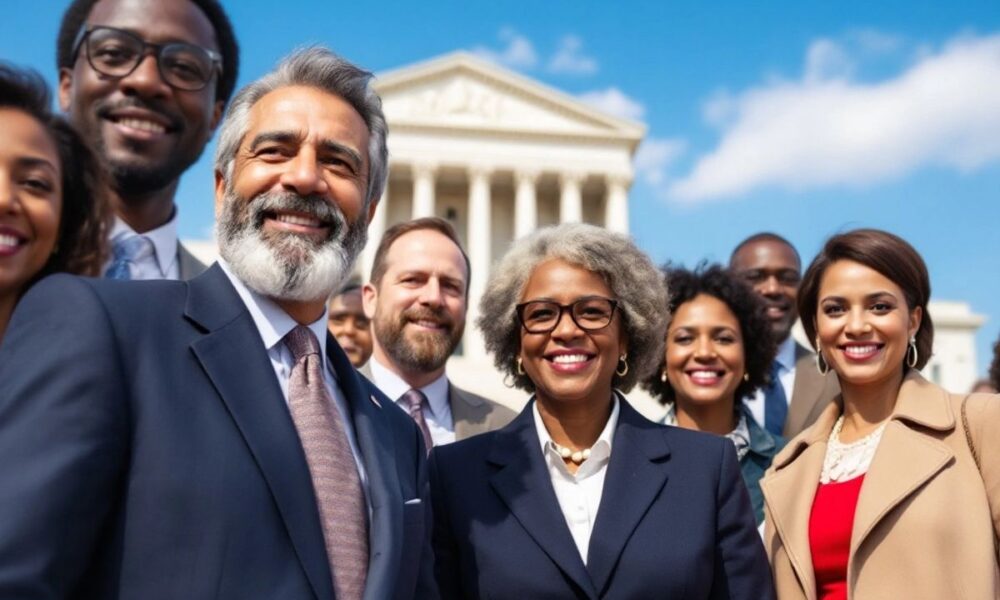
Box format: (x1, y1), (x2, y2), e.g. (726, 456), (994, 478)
(990, 334), (1000, 393)
(798, 229), (933, 371)
(56, 0), (240, 105)
(643, 264), (776, 405)
(0, 63), (110, 284)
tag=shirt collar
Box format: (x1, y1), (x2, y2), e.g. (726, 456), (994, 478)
(533, 393), (620, 456)
(775, 336), (797, 371)
(218, 260), (330, 360)
(371, 357), (451, 417)
(109, 212), (179, 277)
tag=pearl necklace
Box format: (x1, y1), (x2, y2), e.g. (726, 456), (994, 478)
(551, 442), (592, 465)
(820, 415), (888, 483)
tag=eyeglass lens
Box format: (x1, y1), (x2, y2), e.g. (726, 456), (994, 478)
(86, 27), (215, 90)
(520, 298), (616, 332)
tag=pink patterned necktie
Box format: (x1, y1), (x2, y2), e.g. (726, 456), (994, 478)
(401, 388), (434, 455)
(284, 325), (368, 600)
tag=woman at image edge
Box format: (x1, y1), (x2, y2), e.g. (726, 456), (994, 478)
(429, 223), (775, 599)
(761, 229), (1000, 599)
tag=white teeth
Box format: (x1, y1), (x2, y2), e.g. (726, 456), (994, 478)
(118, 118), (166, 134)
(844, 345), (878, 357)
(413, 320), (442, 329)
(275, 214), (321, 227)
(552, 354), (588, 364)
(690, 370), (720, 378)
(0, 234), (21, 248)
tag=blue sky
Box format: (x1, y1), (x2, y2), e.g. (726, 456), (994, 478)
(3, 1), (999, 376)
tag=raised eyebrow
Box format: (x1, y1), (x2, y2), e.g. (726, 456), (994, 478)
(318, 140), (363, 170)
(248, 131), (301, 152)
(16, 156), (59, 173)
(866, 291), (899, 302)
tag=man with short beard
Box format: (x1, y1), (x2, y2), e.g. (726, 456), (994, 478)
(361, 217), (515, 450)
(0, 48), (437, 600)
(56, 0), (239, 280)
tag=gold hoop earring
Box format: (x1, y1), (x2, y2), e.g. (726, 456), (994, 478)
(616, 355), (629, 377)
(516, 356), (525, 375)
(815, 336), (830, 376)
(503, 372), (516, 388)
(906, 337), (919, 369)
(743, 372), (750, 382)
(660, 368), (668, 383)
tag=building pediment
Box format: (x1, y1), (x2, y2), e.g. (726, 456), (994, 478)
(375, 51), (644, 146)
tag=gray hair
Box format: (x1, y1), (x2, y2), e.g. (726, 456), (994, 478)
(214, 46), (388, 208)
(478, 223), (669, 392)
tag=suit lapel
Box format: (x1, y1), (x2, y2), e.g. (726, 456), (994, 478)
(326, 335), (400, 600)
(761, 403), (839, 600)
(786, 345), (824, 436)
(487, 404), (598, 599)
(186, 266), (333, 600)
(587, 398), (670, 596)
(849, 374), (954, 567)
(449, 383), (483, 440)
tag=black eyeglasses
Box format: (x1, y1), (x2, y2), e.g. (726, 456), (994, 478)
(516, 296), (619, 334)
(72, 26), (221, 91)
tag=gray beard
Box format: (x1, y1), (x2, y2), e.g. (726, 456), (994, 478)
(215, 187), (368, 303)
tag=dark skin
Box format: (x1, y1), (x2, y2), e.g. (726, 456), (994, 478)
(730, 239), (801, 343)
(58, 0), (224, 233)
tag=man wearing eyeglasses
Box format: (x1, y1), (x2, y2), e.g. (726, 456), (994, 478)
(361, 217), (515, 451)
(56, 0), (239, 281)
(729, 232), (839, 437)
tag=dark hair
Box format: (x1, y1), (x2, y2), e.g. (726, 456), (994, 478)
(643, 264), (775, 405)
(56, 0), (240, 105)
(0, 63), (110, 283)
(730, 231), (801, 270)
(369, 217), (470, 293)
(798, 228), (933, 370)
(990, 334), (1000, 393)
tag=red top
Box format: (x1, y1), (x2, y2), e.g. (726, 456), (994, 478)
(808, 475), (865, 600)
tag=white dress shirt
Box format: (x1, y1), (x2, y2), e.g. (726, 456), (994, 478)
(745, 336), (797, 428)
(219, 261), (370, 509)
(106, 214), (180, 280)
(533, 396), (619, 565)
(369, 358), (456, 447)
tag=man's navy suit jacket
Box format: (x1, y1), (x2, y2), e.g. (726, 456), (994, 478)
(0, 265), (437, 600)
(429, 397), (776, 600)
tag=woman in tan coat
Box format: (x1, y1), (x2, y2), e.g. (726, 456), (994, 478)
(761, 229), (1000, 600)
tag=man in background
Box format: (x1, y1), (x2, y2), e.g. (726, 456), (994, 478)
(56, 0), (239, 280)
(730, 232), (838, 437)
(328, 278), (373, 368)
(363, 217), (515, 450)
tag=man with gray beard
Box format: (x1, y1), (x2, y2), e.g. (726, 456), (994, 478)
(360, 217), (515, 451)
(0, 48), (437, 600)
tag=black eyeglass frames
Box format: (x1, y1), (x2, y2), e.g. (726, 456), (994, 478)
(516, 297), (619, 334)
(71, 25), (221, 91)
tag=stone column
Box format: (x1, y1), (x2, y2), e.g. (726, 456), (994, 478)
(559, 171), (585, 224)
(359, 180), (388, 282)
(411, 162), (436, 218)
(514, 169), (539, 239)
(604, 174), (631, 234)
(465, 165), (492, 361)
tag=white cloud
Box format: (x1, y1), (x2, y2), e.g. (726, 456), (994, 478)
(472, 27), (538, 69)
(578, 87), (646, 121)
(634, 138), (687, 186)
(670, 32), (1000, 201)
(547, 35), (598, 75)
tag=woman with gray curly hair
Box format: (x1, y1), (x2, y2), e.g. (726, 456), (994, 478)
(429, 223), (774, 599)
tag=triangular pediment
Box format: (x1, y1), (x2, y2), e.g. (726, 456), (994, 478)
(374, 52), (644, 144)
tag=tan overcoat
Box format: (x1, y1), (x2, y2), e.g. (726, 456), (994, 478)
(761, 372), (1000, 599)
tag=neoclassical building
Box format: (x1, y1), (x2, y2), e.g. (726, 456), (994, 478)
(358, 51), (644, 366)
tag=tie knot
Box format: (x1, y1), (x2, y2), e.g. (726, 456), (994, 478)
(770, 361), (783, 379)
(401, 388), (427, 412)
(284, 325), (321, 361)
(112, 234), (154, 261)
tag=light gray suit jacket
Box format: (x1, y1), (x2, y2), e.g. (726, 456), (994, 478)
(358, 363), (515, 442)
(783, 342), (840, 438)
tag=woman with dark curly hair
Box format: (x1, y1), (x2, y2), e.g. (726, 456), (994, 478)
(429, 223), (774, 599)
(762, 229), (1000, 600)
(644, 264), (781, 527)
(0, 63), (109, 340)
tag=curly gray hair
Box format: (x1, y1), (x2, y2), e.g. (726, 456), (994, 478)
(478, 223), (669, 392)
(214, 46), (388, 209)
